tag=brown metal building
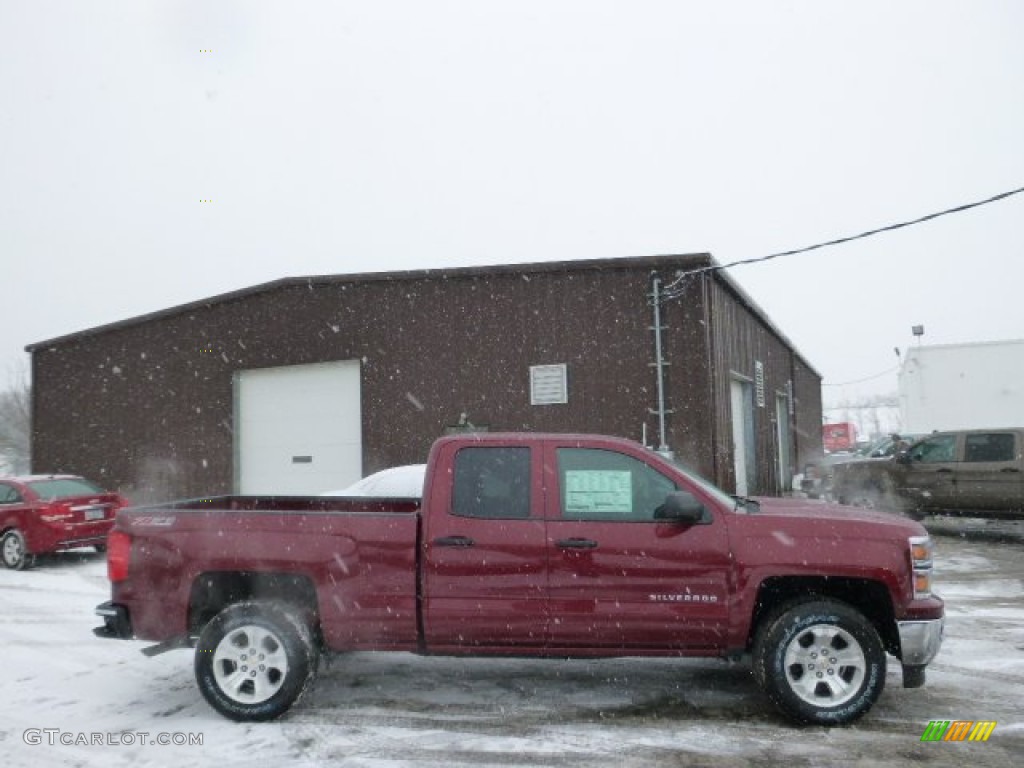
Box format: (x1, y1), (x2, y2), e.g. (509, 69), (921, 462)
(27, 254), (822, 502)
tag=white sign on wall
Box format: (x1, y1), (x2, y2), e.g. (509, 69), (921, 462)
(530, 364), (568, 405)
(754, 360), (766, 408)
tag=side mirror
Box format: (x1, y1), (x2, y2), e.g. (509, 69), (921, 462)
(654, 491), (707, 524)
(895, 451), (912, 465)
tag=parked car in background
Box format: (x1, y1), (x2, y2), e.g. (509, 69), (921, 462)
(798, 452), (853, 499)
(321, 465), (427, 497)
(858, 433), (925, 460)
(799, 433), (924, 499)
(0, 475), (128, 570)
(830, 428), (1024, 520)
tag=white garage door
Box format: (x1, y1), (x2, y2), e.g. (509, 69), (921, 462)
(235, 361), (362, 494)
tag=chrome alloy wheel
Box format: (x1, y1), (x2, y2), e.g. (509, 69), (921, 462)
(782, 623), (867, 707)
(212, 625), (290, 704)
(2, 530), (27, 569)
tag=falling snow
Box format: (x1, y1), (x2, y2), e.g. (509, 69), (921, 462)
(1, 527), (1021, 767)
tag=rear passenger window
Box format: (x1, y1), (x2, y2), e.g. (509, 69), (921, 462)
(452, 447), (531, 519)
(964, 433), (1016, 463)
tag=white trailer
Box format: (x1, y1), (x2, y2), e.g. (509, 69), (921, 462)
(898, 339), (1024, 433)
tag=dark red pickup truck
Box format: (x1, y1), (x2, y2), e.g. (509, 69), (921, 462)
(95, 433), (944, 725)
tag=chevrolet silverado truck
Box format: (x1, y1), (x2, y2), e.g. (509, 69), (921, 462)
(94, 433), (944, 725)
(831, 428), (1024, 520)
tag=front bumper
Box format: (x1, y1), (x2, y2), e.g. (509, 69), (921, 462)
(93, 600), (133, 640)
(898, 617), (944, 666)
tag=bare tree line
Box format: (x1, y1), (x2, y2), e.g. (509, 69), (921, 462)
(0, 363), (30, 474)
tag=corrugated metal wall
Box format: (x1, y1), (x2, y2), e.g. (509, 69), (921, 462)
(30, 256), (821, 502)
(703, 274), (823, 495)
(792, 356), (825, 471)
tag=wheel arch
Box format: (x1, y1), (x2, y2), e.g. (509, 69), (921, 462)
(749, 576), (899, 656)
(188, 571), (320, 640)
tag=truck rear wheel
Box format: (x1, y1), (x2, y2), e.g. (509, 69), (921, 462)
(753, 599), (886, 725)
(195, 601), (319, 721)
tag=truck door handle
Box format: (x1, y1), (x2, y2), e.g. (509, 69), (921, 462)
(1000, 467), (1021, 473)
(433, 535), (475, 548)
(935, 468), (953, 474)
(556, 538), (598, 550)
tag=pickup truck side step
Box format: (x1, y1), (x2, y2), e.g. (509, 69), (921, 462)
(141, 635), (195, 657)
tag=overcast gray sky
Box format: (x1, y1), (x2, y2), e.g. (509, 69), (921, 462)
(2, 0), (1022, 407)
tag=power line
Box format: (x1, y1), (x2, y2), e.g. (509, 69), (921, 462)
(717, 184), (1024, 272)
(823, 401), (899, 410)
(823, 365), (900, 387)
(660, 184), (1024, 299)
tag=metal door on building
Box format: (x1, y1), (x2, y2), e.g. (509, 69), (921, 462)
(730, 378), (756, 496)
(234, 360), (362, 494)
(775, 394), (792, 493)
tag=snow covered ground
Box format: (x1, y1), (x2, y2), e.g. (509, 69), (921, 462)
(2, 528), (1022, 768)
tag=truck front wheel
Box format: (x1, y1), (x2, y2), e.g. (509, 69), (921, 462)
(195, 601), (319, 721)
(753, 599), (886, 725)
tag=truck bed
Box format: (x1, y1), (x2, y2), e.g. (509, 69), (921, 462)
(110, 495), (422, 650)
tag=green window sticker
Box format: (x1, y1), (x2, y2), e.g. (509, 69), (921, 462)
(565, 470), (633, 513)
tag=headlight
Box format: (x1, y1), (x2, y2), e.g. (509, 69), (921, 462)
(909, 535), (934, 599)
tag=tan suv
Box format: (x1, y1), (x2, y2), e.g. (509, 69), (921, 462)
(830, 428), (1024, 520)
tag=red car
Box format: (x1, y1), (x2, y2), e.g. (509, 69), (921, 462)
(0, 475), (127, 570)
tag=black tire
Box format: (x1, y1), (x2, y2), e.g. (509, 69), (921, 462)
(753, 599), (886, 725)
(194, 601), (319, 721)
(1, 529), (32, 570)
